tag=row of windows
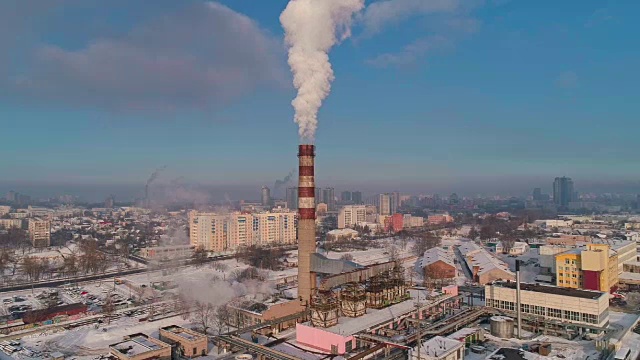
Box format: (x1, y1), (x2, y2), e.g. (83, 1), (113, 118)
(486, 299), (600, 324)
(558, 272), (582, 278)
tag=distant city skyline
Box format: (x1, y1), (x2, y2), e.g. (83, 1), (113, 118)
(2, 177), (640, 204)
(1, 1), (639, 192)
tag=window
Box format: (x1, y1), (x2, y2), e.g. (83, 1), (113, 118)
(193, 348), (197, 355)
(345, 340), (353, 352)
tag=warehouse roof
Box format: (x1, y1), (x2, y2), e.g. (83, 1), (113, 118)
(421, 247), (454, 268)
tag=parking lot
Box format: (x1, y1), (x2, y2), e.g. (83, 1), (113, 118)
(60, 282), (134, 311)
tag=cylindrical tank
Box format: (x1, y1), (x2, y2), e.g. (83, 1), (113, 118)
(235, 355), (253, 360)
(490, 316), (515, 338)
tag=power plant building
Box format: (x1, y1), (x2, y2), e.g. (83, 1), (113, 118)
(485, 282), (610, 334)
(188, 211), (296, 252)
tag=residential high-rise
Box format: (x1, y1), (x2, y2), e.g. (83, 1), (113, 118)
(286, 187), (298, 210)
(188, 210), (297, 252)
(261, 186), (271, 207)
(351, 191), (362, 204)
(322, 187), (336, 211)
(340, 191), (352, 202)
(28, 218), (51, 248)
(389, 192), (400, 214)
(532, 188), (542, 200)
(338, 205), (367, 229)
(553, 177), (575, 207)
(378, 193), (391, 215)
(104, 195), (115, 208)
(5, 191), (17, 202)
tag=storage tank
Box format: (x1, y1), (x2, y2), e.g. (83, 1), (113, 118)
(490, 316), (515, 338)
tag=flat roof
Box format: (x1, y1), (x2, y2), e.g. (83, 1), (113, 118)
(110, 335), (168, 357)
(490, 281), (605, 300)
(418, 336), (462, 356)
(161, 326), (203, 341)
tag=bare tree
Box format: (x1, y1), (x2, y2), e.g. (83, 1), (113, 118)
(212, 304), (231, 335)
(63, 253), (78, 278)
(625, 292), (640, 308)
(412, 232), (440, 257)
(0, 249), (14, 283)
(499, 234), (517, 254)
(191, 301), (216, 335)
(192, 247), (208, 267)
(22, 256), (42, 281)
(339, 253), (354, 261)
(103, 291), (116, 324)
(468, 227), (479, 241)
(387, 244), (399, 263)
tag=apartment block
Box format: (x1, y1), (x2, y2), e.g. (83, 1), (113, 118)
(28, 218), (51, 248)
(0, 218), (22, 229)
(338, 205), (367, 229)
(189, 211), (296, 252)
(555, 243), (621, 292)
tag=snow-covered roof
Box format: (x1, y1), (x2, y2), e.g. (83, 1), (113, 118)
(458, 242), (513, 276)
(421, 247), (454, 268)
(416, 336), (463, 358)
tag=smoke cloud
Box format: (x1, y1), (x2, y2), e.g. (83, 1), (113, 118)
(273, 169), (295, 193)
(146, 166), (167, 188)
(280, 0), (364, 142)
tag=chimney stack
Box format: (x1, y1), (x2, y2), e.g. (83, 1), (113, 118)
(297, 144), (316, 304)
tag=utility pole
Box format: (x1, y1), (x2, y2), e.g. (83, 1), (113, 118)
(516, 260), (522, 339)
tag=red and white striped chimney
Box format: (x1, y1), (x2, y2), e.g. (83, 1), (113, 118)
(297, 144), (316, 304)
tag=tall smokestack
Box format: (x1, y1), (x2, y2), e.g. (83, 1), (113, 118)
(297, 144), (316, 304)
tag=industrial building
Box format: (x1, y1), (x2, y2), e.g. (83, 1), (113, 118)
(458, 242), (515, 285)
(485, 281), (610, 336)
(28, 218), (51, 248)
(109, 333), (172, 360)
(139, 244), (194, 261)
(495, 241), (530, 255)
(297, 288), (462, 355)
(420, 247), (457, 285)
(410, 336), (464, 360)
(427, 214), (454, 225)
(188, 210), (297, 252)
(158, 325), (208, 358)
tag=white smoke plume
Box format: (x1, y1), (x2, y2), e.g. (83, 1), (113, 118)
(280, 0), (365, 142)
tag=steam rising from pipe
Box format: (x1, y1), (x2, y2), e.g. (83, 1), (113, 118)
(146, 165), (167, 188)
(280, 0), (364, 142)
(145, 165), (166, 207)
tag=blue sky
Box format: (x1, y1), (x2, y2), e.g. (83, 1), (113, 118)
(1, 0), (639, 198)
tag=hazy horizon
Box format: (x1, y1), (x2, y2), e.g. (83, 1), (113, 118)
(1, 1), (639, 201)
